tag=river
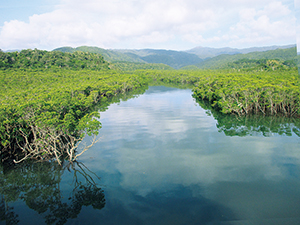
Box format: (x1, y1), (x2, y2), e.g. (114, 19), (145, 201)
(1, 86), (300, 224)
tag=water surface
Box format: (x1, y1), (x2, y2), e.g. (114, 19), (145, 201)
(81, 86), (300, 224)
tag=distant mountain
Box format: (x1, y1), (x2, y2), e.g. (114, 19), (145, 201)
(54, 47), (203, 69)
(115, 45), (297, 70)
(53, 46), (145, 63)
(115, 49), (203, 69)
(53, 44), (297, 70)
(187, 44), (296, 59)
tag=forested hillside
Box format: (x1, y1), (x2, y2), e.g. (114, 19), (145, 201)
(116, 49), (203, 69)
(53, 45), (297, 70)
(196, 47), (297, 69)
(0, 49), (109, 70)
(227, 58), (297, 72)
(187, 44), (295, 59)
(54, 46), (203, 69)
(53, 46), (145, 63)
(65, 47), (175, 70)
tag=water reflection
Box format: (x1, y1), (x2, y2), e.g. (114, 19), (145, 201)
(195, 97), (300, 137)
(2, 86), (300, 224)
(80, 86), (300, 224)
(0, 161), (105, 224)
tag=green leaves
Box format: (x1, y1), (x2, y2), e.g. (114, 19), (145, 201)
(192, 70), (300, 116)
(0, 64), (299, 164)
(0, 69), (148, 163)
(0, 49), (110, 71)
(78, 112), (101, 136)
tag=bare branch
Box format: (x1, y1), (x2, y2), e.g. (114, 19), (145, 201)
(73, 135), (100, 161)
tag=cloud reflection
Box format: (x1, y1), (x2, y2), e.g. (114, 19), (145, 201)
(82, 86), (300, 187)
(80, 86), (300, 222)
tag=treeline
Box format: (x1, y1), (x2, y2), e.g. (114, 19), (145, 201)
(196, 47), (297, 69)
(192, 71), (299, 116)
(227, 58), (297, 72)
(195, 98), (300, 137)
(54, 46), (146, 63)
(109, 61), (173, 71)
(0, 49), (109, 70)
(53, 45), (297, 70)
(142, 69), (300, 116)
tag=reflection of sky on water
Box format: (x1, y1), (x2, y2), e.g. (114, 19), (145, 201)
(79, 86), (300, 223)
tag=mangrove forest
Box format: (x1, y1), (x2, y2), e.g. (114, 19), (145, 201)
(0, 48), (299, 165)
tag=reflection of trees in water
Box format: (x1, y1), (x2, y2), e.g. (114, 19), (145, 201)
(0, 196), (19, 225)
(195, 98), (300, 137)
(0, 84), (149, 224)
(0, 161), (105, 225)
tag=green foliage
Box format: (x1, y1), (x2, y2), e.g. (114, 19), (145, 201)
(53, 46), (145, 63)
(110, 61), (173, 71)
(52, 46), (297, 70)
(0, 49), (109, 70)
(197, 47), (297, 69)
(192, 70), (300, 116)
(138, 69), (300, 116)
(0, 69), (149, 163)
(179, 65), (200, 70)
(227, 58), (297, 72)
(195, 98), (300, 137)
(54, 47), (203, 69)
(187, 45), (295, 59)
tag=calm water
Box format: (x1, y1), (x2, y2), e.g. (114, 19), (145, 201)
(1, 86), (300, 225)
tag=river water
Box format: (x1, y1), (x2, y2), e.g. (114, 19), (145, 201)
(1, 86), (300, 224)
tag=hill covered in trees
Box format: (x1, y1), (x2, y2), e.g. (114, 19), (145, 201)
(196, 47), (298, 70)
(53, 46), (203, 69)
(53, 46), (145, 63)
(186, 44), (295, 59)
(0, 49), (109, 70)
(1, 46), (297, 72)
(53, 45), (297, 70)
(115, 49), (203, 69)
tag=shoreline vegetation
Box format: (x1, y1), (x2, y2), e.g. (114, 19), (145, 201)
(0, 48), (299, 165)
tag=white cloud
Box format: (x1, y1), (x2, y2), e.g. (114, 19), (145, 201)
(0, 0), (296, 50)
(137, 31), (173, 44)
(227, 1), (296, 47)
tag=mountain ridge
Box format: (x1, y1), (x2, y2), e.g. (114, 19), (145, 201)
(52, 44), (297, 69)
(196, 46), (297, 69)
(186, 44), (296, 59)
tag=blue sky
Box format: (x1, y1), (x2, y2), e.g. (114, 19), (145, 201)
(0, 0), (298, 51)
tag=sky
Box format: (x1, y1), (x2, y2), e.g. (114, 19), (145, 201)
(0, 0), (299, 51)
